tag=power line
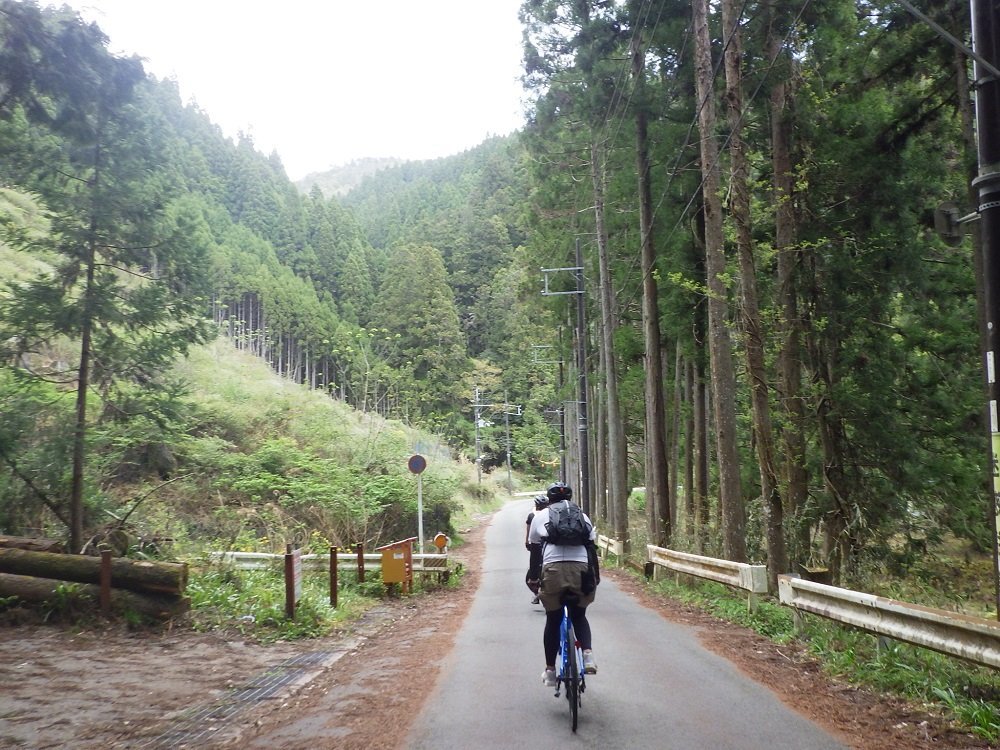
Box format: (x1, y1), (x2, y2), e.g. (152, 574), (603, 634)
(896, 0), (1000, 78)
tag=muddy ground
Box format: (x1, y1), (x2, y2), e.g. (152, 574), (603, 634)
(0, 515), (992, 749)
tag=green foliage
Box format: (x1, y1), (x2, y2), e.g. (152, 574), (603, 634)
(186, 554), (456, 643)
(108, 340), (463, 553)
(369, 243), (470, 419)
(186, 564), (371, 642)
(650, 576), (795, 640)
(932, 687), (1000, 742)
(630, 489), (646, 514)
(646, 573), (1000, 742)
(39, 582), (91, 623)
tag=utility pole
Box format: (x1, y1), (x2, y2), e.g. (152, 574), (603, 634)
(542, 242), (591, 515)
(472, 390), (521, 489)
(473, 387), (483, 485)
(505, 395), (512, 492)
(574, 239), (591, 517)
(558, 326), (567, 483)
(532, 343), (567, 481)
(972, 0), (1000, 619)
(502, 392), (522, 493)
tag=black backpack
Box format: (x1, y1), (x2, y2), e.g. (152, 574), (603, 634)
(545, 501), (591, 545)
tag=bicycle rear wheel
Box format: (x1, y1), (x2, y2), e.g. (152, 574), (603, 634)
(565, 622), (580, 732)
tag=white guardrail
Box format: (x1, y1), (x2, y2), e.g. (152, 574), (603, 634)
(596, 534), (623, 557)
(208, 551), (449, 572)
(778, 574), (1000, 669)
(646, 545), (768, 611)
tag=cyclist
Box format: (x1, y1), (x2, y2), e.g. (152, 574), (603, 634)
(525, 494), (548, 604)
(527, 481), (598, 687)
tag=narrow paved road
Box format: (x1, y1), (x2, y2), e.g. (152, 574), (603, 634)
(406, 499), (847, 749)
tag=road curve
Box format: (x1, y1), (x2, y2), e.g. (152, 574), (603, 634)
(406, 499), (847, 749)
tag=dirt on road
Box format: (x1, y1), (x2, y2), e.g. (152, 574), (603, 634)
(0, 515), (992, 749)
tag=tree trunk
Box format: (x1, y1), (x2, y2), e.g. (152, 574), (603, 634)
(595, 338), (609, 524)
(767, 0), (809, 576)
(815, 382), (853, 582)
(0, 536), (65, 553)
(0, 572), (189, 620)
(70, 232), (98, 554)
(631, 35), (671, 547)
(670, 342), (683, 537)
(806, 249), (855, 582)
(0, 548), (188, 595)
(694, 358), (710, 554)
(722, 0), (785, 583)
(590, 141), (630, 550)
(566, 390), (581, 503)
(684, 357), (695, 536)
(692, 0), (747, 561)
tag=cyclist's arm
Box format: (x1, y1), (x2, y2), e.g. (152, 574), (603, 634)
(528, 509), (548, 545)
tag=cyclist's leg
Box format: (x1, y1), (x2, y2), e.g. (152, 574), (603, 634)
(543, 608), (562, 666)
(568, 603), (591, 650)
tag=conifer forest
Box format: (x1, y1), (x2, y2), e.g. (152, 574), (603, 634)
(0, 0), (995, 597)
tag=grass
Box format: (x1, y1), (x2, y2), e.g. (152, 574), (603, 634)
(187, 563), (407, 643)
(638, 572), (1000, 742)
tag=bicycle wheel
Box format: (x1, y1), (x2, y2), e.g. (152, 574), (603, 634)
(565, 621), (579, 732)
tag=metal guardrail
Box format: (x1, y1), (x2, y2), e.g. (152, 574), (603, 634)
(208, 551), (448, 572)
(647, 545), (768, 611)
(777, 574), (1000, 669)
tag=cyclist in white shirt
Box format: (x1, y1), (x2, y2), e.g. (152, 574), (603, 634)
(527, 482), (598, 687)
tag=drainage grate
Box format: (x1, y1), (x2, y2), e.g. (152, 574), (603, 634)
(143, 651), (335, 748)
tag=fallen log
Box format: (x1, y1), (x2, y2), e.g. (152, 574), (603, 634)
(0, 548), (187, 595)
(0, 535), (65, 553)
(0, 572), (190, 621)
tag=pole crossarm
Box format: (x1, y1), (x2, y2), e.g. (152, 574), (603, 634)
(472, 401), (522, 415)
(531, 345), (563, 365)
(541, 266), (585, 296)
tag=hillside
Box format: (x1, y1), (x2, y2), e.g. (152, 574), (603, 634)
(294, 157), (406, 197)
(96, 336), (483, 554)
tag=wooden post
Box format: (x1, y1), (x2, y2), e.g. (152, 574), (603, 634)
(284, 544), (295, 620)
(99, 550), (111, 613)
(355, 543), (364, 583)
(329, 545), (338, 608)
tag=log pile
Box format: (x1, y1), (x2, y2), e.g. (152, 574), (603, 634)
(0, 573), (190, 620)
(0, 547), (189, 621)
(0, 535), (65, 553)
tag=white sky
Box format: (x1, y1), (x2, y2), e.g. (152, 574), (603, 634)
(62, 0), (528, 180)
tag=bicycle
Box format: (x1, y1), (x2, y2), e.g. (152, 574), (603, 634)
(552, 601), (586, 732)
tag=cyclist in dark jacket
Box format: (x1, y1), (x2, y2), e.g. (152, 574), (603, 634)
(525, 494), (548, 603)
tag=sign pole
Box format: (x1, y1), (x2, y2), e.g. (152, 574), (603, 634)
(408, 454), (427, 554)
(417, 473), (424, 555)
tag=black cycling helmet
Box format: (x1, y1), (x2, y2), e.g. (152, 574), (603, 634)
(546, 481), (572, 502)
(534, 494), (549, 509)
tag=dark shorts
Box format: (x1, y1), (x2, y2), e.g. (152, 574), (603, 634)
(539, 561), (595, 612)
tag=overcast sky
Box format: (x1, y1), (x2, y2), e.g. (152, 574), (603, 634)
(62, 0), (528, 180)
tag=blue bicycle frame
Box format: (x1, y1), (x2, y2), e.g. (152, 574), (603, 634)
(554, 602), (585, 731)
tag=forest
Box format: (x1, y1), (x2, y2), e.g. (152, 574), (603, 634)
(0, 0), (992, 603)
